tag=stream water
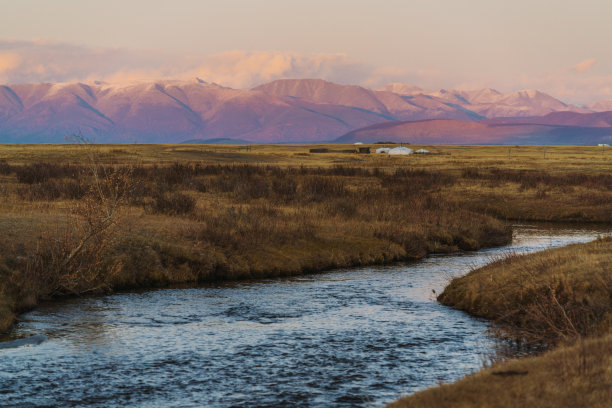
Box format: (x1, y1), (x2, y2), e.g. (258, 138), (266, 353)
(0, 224), (608, 407)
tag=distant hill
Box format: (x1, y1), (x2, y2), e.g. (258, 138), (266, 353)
(181, 137), (252, 144)
(483, 111), (612, 128)
(587, 99), (612, 112)
(336, 118), (612, 145)
(0, 78), (609, 144)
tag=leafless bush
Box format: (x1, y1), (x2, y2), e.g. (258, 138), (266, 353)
(193, 204), (316, 250)
(299, 175), (346, 202)
(150, 192), (196, 215)
(17, 178), (88, 201)
(20, 143), (134, 296)
(0, 160), (11, 175)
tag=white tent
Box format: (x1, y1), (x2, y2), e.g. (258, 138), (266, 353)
(388, 146), (413, 155)
(375, 147), (390, 153)
(415, 149), (430, 154)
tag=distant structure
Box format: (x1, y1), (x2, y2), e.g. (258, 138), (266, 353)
(415, 149), (430, 154)
(598, 143), (609, 147)
(375, 147), (391, 153)
(309, 148), (354, 153)
(388, 147), (414, 155)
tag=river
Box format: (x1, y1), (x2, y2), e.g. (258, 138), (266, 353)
(0, 224), (608, 407)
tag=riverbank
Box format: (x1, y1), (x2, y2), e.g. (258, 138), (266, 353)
(0, 144), (610, 335)
(388, 332), (612, 408)
(439, 237), (612, 343)
(390, 237), (612, 407)
(0, 160), (510, 334)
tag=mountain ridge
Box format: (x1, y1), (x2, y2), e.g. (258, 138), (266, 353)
(0, 78), (610, 144)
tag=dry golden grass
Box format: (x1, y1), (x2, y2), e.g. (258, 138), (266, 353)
(389, 238), (612, 407)
(0, 150), (514, 332)
(2, 143), (610, 224)
(388, 332), (612, 408)
(0, 143), (610, 172)
(439, 238), (612, 343)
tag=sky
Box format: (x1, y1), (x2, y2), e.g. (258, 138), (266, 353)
(1, 0), (611, 104)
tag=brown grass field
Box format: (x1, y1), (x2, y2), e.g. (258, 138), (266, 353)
(0, 143), (610, 405)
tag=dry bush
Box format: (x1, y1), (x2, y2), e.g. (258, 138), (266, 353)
(13, 162), (81, 184)
(17, 178), (88, 201)
(192, 204), (316, 251)
(11, 153), (134, 297)
(150, 191), (196, 215)
(461, 168), (612, 190)
(0, 160), (11, 175)
(298, 175), (346, 202)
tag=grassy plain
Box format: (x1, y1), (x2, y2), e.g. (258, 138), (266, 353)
(391, 238), (612, 408)
(2, 143), (609, 221)
(0, 143), (610, 337)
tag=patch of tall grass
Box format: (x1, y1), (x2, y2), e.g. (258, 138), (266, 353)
(0, 161), (512, 332)
(439, 237), (612, 345)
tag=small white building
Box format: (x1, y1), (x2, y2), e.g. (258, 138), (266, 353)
(415, 148), (430, 154)
(388, 146), (413, 155)
(598, 143), (609, 147)
(375, 147), (390, 153)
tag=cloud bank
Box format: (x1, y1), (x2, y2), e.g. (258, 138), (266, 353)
(0, 40), (376, 88)
(0, 40), (609, 104)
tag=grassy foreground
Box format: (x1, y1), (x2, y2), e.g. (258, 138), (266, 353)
(439, 237), (612, 343)
(388, 332), (612, 408)
(390, 238), (612, 407)
(0, 144), (610, 335)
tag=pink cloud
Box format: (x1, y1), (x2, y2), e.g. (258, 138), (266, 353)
(0, 41), (369, 89)
(189, 51), (364, 89)
(0, 52), (20, 72)
(0, 52), (21, 82)
(573, 58), (597, 73)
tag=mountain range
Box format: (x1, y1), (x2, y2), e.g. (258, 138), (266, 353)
(0, 78), (611, 145)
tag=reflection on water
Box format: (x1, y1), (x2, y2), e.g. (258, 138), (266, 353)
(0, 224), (608, 407)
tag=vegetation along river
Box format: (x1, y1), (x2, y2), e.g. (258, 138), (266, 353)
(1, 224), (609, 407)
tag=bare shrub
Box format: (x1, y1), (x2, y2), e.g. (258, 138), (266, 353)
(271, 176), (297, 203)
(299, 175), (346, 202)
(193, 204), (316, 250)
(150, 192), (196, 215)
(325, 197), (359, 218)
(17, 178), (88, 201)
(13, 163), (81, 184)
(18, 144), (134, 296)
(0, 160), (11, 175)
